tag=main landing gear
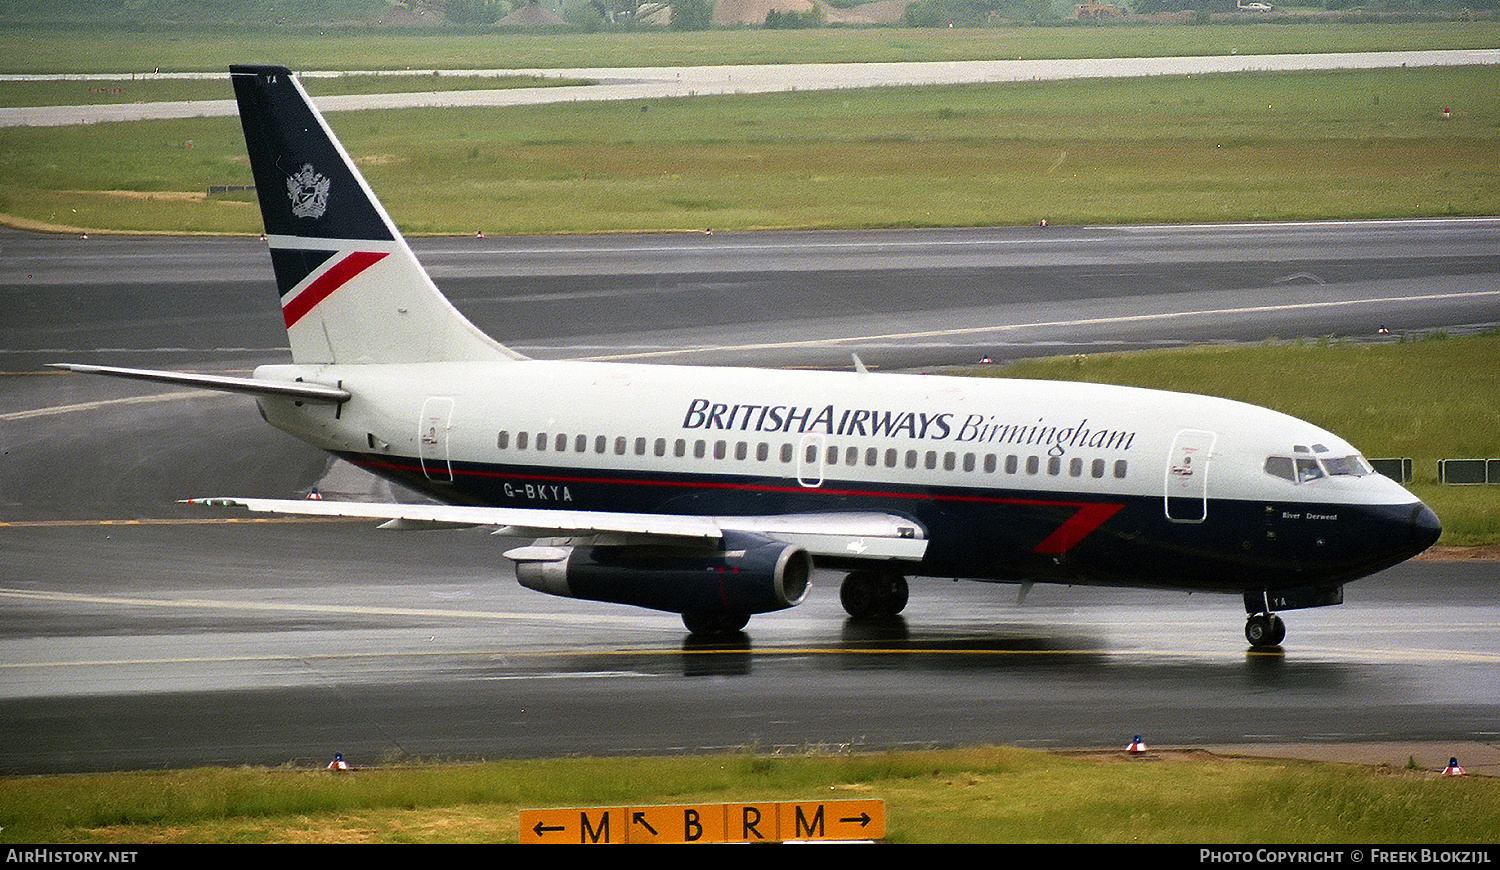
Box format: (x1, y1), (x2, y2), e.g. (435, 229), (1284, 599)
(1245, 612), (1286, 648)
(840, 569), (909, 619)
(681, 609), (750, 636)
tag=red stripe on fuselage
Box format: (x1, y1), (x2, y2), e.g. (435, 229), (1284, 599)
(1030, 502), (1124, 555)
(281, 250), (388, 328)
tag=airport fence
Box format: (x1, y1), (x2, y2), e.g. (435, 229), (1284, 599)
(1369, 458), (1412, 484)
(1437, 458), (1500, 485)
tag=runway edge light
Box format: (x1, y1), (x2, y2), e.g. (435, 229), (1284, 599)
(1442, 757), (1466, 776)
(1127, 735), (1149, 754)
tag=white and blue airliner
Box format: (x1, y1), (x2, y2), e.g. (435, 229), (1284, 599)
(57, 66), (1441, 646)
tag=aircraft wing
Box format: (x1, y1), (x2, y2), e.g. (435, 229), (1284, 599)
(187, 497), (929, 562)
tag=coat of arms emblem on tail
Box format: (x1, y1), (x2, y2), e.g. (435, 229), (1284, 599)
(287, 163), (330, 219)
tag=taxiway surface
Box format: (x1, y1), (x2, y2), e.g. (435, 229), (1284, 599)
(2, 222), (1497, 774)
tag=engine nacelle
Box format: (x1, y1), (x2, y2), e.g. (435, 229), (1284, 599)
(508, 531), (811, 617)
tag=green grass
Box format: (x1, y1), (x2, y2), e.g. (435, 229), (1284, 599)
(2, 21), (1499, 74)
(959, 333), (1500, 545)
(2, 747), (1495, 843)
(3, 65), (1498, 234)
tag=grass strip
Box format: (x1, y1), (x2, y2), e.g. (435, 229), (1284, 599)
(3, 66), (1497, 234)
(1, 746), (1495, 843)
(2, 21), (1499, 74)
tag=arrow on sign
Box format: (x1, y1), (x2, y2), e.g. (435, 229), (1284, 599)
(632, 812), (659, 836)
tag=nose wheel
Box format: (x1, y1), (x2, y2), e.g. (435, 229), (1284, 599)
(1245, 612), (1286, 648)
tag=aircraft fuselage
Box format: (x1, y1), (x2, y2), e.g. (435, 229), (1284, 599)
(254, 358), (1439, 597)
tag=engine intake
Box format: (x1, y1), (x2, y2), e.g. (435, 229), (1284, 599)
(509, 531), (811, 617)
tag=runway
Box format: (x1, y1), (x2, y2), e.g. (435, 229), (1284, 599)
(2, 221), (1498, 775)
(7, 50), (1500, 127)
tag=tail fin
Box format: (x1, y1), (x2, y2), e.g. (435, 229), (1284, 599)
(229, 65), (523, 365)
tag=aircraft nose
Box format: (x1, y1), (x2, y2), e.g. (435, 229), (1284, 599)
(1408, 501), (1442, 552)
(1346, 499), (1441, 577)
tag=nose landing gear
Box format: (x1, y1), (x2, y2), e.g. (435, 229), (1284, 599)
(1242, 586), (1341, 649)
(1245, 612), (1286, 648)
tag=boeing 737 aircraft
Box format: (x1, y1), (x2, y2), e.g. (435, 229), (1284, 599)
(56, 66), (1441, 646)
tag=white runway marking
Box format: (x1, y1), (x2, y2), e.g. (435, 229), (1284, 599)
(0, 390), (214, 421)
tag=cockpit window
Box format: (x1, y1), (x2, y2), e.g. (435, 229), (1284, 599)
(1322, 455), (1373, 476)
(1266, 452), (1372, 483)
(1264, 456), (1296, 482)
(1296, 458), (1325, 482)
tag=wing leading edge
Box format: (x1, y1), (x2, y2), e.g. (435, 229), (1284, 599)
(187, 497), (930, 562)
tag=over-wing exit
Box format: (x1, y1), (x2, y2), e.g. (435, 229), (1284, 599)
(55, 66), (1441, 647)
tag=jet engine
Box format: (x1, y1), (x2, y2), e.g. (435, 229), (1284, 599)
(507, 531), (812, 632)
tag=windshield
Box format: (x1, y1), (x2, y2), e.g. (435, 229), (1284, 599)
(1264, 452), (1372, 483)
(1322, 455), (1373, 476)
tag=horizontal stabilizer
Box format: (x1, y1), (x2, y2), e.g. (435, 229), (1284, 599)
(49, 364), (349, 403)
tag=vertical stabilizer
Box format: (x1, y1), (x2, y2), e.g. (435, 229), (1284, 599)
(229, 65), (523, 365)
